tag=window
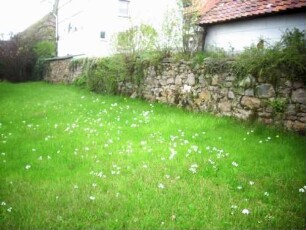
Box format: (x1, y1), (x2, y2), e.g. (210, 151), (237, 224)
(100, 31), (106, 39)
(118, 0), (129, 17)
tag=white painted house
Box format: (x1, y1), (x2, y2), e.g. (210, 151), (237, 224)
(199, 0), (306, 52)
(57, 0), (179, 57)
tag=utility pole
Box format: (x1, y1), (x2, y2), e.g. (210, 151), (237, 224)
(53, 0), (59, 56)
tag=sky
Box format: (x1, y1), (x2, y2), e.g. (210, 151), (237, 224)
(0, 0), (54, 40)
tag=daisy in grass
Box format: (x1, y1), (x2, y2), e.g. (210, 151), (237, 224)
(158, 183), (165, 189)
(242, 209), (250, 215)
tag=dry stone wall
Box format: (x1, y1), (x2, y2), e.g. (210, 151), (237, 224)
(44, 57), (83, 83)
(45, 59), (306, 134)
(123, 60), (306, 134)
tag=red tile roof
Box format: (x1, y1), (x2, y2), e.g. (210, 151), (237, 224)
(200, 0), (306, 24)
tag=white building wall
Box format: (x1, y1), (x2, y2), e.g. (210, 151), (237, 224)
(204, 12), (306, 52)
(57, 0), (179, 57)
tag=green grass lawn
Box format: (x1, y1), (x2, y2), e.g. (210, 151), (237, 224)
(0, 82), (305, 229)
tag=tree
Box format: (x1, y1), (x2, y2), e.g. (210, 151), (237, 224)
(158, 7), (183, 56)
(157, 0), (202, 56)
(0, 35), (36, 82)
(33, 40), (56, 58)
(115, 24), (158, 55)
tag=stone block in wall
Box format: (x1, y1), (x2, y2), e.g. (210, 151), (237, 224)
(130, 92), (137, 99)
(186, 73), (196, 86)
(218, 101), (232, 113)
(166, 77), (175, 85)
(265, 106), (273, 113)
(211, 75), (219, 86)
(175, 75), (182, 85)
(258, 112), (272, 118)
(208, 86), (219, 92)
(284, 120), (293, 130)
(239, 74), (256, 88)
(147, 66), (156, 76)
(285, 104), (296, 116)
(233, 109), (253, 120)
(198, 91), (211, 102)
(259, 117), (273, 124)
(194, 98), (202, 107)
(300, 105), (306, 113)
(158, 96), (168, 103)
(168, 70), (175, 77)
(241, 96), (261, 109)
(278, 87), (291, 98)
(286, 115), (297, 121)
(228, 91), (235, 99)
(220, 88), (228, 97)
(198, 75), (205, 84)
(182, 84), (192, 93)
(293, 81), (304, 89)
(159, 79), (166, 86)
(256, 84), (275, 98)
(145, 95), (156, 101)
(298, 113), (306, 123)
(212, 93), (219, 101)
(205, 74), (212, 79)
(292, 88), (306, 104)
(167, 93), (177, 105)
(293, 121), (306, 133)
(284, 80), (292, 87)
(244, 88), (254, 96)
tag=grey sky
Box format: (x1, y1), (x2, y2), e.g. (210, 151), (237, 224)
(0, 0), (53, 39)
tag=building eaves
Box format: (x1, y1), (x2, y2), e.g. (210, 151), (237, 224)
(200, 0), (306, 25)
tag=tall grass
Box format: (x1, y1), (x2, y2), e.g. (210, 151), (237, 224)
(0, 82), (305, 229)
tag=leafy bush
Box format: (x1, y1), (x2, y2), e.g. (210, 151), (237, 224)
(0, 36), (56, 82)
(280, 28), (306, 79)
(32, 41), (56, 80)
(233, 28), (306, 83)
(115, 24), (158, 55)
(191, 48), (229, 68)
(78, 50), (167, 95)
(33, 40), (55, 58)
(0, 35), (36, 82)
(33, 59), (50, 81)
(70, 58), (96, 87)
(87, 55), (128, 94)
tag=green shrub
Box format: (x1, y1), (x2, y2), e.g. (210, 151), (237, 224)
(232, 28), (306, 83)
(115, 24), (158, 55)
(73, 74), (87, 87)
(71, 58), (96, 87)
(87, 55), (128, 94)
(33, 40), (55, 58)
(83, 51), (167, 95)
(280, 28), (306, 80)
(190, 48), (230, 71)
(191, 52), (206, 65)
(33, 59), (49, 81)
(32, 40), (56, 80)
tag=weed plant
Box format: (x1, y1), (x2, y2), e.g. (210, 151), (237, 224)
(0, 82), (305, 229)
